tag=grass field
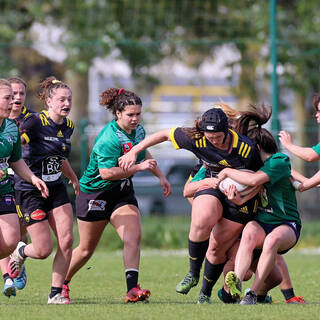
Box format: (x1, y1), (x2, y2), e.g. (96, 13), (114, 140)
(0, 217), (319, 319)
(0, 248), (319, 320)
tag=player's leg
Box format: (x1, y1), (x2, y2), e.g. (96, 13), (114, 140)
(176, 192), (223, 294)
(111, 204), (150, 303)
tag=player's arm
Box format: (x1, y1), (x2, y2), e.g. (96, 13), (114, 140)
(10, 159), (48, 198)
(145, 151), (171, 197)
(279, 131), (320, 162)
(298, 170), (320, 191)
(61, 159), (80, 195)
(218, 168), (269, 186)
(118, 129), (172, 169)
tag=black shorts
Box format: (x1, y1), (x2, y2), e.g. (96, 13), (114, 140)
(254, 220), (301, 254)
(0, 193), (17, 215)
(15, 183), (70, 226)
(194, 188), (259, 225)
(76, 179), (138, 222)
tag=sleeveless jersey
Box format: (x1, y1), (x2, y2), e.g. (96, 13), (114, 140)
(0, 119), (21, 194)
(14, 110), (74, 190)
(80, 119), (146, 193)
(169, 127), (263, 175)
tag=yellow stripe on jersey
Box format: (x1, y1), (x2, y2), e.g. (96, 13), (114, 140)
(39, 114), (49, 126)
(21, 106), (27, 114)
(66, 118), (74, 129)
(239, 142), (244, 155)
(195, 136), (206, 148)
(16, 205), (23, 219)
(22, 133), (30, 144)
(195, 140), (199, 148)
(241, 144), (248, 157)
(169, 127), (180, 149)
(244, 145), (251, 158)
(229, 129), (239, 148)
(202, 136), (206, 147)
(253, 199), (258, 213)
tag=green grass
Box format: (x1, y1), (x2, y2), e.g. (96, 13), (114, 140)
(0, 249), (319, 319)
(1, 217), (319, 319)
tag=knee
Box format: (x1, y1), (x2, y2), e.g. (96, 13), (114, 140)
(263, 236), (279, 253)
(123, 231), (141, 249)
(59, 234), (74, 253)
(36, 245), (53, 259)
(190, 220), (212, 238)
(240, 232), (257, 250)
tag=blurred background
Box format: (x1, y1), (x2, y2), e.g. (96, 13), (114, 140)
(2, 0), (320, 219)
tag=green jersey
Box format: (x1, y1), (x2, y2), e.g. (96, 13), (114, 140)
(80, 120), (146, 193)
(0, 119), (22, 195)
(312, 142), (320, 156)
(190, 165), (206, 182)
(256, 153), (301, 226)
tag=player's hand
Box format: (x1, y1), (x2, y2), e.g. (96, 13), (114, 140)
(138, 159), (157, 172)
(160, 176), (171, 197)
(217, 168), (229, 181)
(31, 176), (49, 198)
(203, 177), (220, 189)
(278, 131), (293, 149)
(0, 170), (5, 179)
(119, 151), (138, 170)
(224, 184), (240, 201)
(69, 178), (80, 196)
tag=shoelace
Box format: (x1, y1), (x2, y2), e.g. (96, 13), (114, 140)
(181, 274), (194, 285)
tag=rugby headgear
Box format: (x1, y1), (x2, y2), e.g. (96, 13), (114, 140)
(201, 108), (229, 134)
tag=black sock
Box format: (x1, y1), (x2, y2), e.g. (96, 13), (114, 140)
(64, 280), (70, 286)
(221, 287), (237, 304)
(3, 273), (12, 283)
(49, 286), (62, 299)
(18, 245), (28, 259)
(188, 239), (209, 279)
(257, 294), (267, 302)
(200, 259), (226, 296)
(125, 270), (138, 292)
(281, 288), (295, 300)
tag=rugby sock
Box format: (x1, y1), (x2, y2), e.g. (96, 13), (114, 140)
(125, 269), (139, 292)
(221, 287), (237, 303)
(281, 288), (295, 300)
(49, 286), (62, 299)
(257, 294), (267, 302)
(3, 273), (12, 283)
(18, 245), (28, 259)
(200, 259), (226, 296)
(188, 239), (209, 278)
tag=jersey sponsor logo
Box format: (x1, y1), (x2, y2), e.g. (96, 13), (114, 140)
(88, 200), (106, 211)
(41, 156), (64, 182)
(30, 209), (46, 220)
(57, 130), (64, 138)
(122, 142), (133, 154)
(4, 196), (13, 205)
(239, 206), (249, 214)
(218, 159), (231, 167)
(44, 136), (59, 142)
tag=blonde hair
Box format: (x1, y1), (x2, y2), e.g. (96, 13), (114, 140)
(212, 102), (241, 119)
(0, 79), (12, 89)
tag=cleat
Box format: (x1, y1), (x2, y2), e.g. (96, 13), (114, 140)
(286, 296), (306, 304)
(217, 288), (223, 302)
(61, 283), (70, 303)
(8, 241), (26, 279)
(48, 293), (70, 304)
(240, 290), (257, 305)
(13, 265), (27, 290)
(2, 278), (16, 298)
(125, 284), (151, 303)
(245, 288), (272, 304)
(197, 291), (211, 304)
(176, 273), (199, 294)
(225, 271), (242, 299)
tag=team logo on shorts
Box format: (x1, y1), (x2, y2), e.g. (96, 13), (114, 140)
(122, 142), (133, 154)
(88, 200), (106, 211)
(30, 209), (46, 220)
(4, 196), (12, 205)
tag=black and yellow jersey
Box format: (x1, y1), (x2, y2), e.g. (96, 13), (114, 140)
(169, 127), (263, 175)
(15, 105), (34, 125)
(15, 110), (74, 190)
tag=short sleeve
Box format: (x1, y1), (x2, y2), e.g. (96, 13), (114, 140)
(20, 114), (39, 144)
(191, 165), (207, 182)
(94, 139), (122, 169)
(259, 154), (291, 185)
(9, 130), (22, 162)
(312, 142), (320, 156)
(169, 127), (194, 151)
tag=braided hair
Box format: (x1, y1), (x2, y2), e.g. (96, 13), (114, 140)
(99, 88), (142, 118)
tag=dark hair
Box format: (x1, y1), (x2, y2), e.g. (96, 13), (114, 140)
(38, 76), (71, 101)
(312, 93), (320, 112)
(234, 104), (278, 154)
(7, 77), (27, 90)
(99, 88), (142, 117)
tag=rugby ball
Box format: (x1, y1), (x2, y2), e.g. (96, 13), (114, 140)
(219, 169), (253, 193)
(219, 177), (248, 193)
